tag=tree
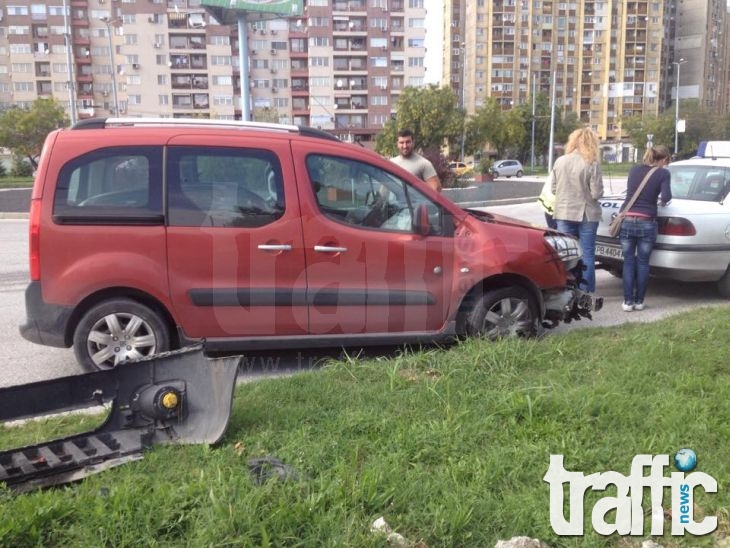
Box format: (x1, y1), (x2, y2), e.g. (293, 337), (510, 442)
(620, 112), (673, 154)
(375, 85), (463, 158)
(465, 92), (580, 168)
(253, 106), (280, 123)
(464, 97), (510, 158)
(0, 98), (69, 169)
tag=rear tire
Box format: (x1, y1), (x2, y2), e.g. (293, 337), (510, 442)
(516, 170), (524, 177)
(717, 266), (730, 299)
(73, 298), (170, 371)
(464, 287), (537, 339)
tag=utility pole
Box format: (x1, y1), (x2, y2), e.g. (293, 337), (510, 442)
(460, 42), (466, 162)
(62, 0), (77, 124)
(548, 71), (557, 172)
(99, 16), (120, 117)
(530, 74), (536, 173)
(672, 58), (687, 155)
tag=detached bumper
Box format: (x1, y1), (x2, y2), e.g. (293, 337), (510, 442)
(542, 287), (603, 328)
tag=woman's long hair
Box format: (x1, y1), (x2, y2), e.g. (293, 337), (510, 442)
(642, 145), (671, 166)
(564, 127), (599, 163)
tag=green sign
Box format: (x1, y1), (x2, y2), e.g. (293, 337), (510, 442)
(200, 0), (303, 16)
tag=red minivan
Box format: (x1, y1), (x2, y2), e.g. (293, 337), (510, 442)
(21, 118), (600, 371)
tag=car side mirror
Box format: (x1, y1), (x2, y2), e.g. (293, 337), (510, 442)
(412, 203), (430, 236)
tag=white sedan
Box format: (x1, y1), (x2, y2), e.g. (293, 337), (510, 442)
(595, 151), (730, 298)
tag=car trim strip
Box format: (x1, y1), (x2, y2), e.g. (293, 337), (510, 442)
(188, 288), (436, 307)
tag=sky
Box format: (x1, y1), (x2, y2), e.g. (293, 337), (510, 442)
(424, 2), (444, 84)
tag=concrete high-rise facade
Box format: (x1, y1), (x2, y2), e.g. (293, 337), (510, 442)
(0, 0), (428, 147)
(443, 0), (729, 145)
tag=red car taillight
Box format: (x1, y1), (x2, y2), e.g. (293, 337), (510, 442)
(657, 217), (696, 236)
(28, 199), (41, 281)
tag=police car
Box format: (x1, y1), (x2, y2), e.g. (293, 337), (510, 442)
(595, 141), (730, 298)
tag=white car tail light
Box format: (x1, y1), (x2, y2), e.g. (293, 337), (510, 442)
(657, 217), (697, 236)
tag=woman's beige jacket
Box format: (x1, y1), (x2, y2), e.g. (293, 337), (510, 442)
(550, 151), (604, 222)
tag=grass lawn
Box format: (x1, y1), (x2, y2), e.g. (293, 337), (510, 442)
(1, 307), (729, 547)
(0, 177), (33, 189)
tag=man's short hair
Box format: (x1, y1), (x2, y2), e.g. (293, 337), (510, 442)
(397, 128), (414, 139)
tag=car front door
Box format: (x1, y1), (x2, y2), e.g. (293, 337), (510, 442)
(165, 137), (308, 339)
(293, 146), (455, 336)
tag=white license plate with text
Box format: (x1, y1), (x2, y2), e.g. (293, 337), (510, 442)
(596, 243), (624, 259)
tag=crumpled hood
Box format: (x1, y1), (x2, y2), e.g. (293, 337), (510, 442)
(464, 207), (547, 232)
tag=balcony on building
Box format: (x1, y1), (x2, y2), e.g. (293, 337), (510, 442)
(332, 0), (366, 13)
(36, 82), (53, 97)
(168, 11), (207, 31)
(77, 83), (94, 98)
(291, 58), (308, 76)
(291, 78), (310, 94)
(170, 34), (206, 50)
(75, 47), (92, 64)
(35, 63), (51, 78)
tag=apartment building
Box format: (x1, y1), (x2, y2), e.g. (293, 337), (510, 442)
(0, 0), (428, 146)
(443, 0), (729, 144)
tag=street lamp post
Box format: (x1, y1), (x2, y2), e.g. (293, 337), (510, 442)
(672, 58), (686, 155)
(459, 42), (466, 162)
(99, 16), (120, 117)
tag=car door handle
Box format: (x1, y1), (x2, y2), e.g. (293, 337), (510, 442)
(258, 244), (292, 251)
(314, 245), (348, 253)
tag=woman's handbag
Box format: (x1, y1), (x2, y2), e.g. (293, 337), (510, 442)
(608, 167), (658, 237)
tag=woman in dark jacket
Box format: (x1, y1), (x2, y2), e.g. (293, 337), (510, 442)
(619, 145), (672, 311)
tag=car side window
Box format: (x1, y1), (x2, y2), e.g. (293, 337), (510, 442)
(669, 166), (730, 201)
(167, 146), (284, 227)
(306, 154), (443, 235)
(53, 146), (163, 223)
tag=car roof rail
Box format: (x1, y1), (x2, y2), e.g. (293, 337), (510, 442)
(71, 117), (341, 141)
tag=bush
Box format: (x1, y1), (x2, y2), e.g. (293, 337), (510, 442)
(476, 157), (493, 174)
(422, 148), (458, 189)
(10, 156), (33, 177)
(0, 161), (7, 178)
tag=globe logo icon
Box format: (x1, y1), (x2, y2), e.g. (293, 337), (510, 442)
(674, 448), (697, 472)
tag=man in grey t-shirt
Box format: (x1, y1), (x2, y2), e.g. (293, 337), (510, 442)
(390, 129), (441, 192)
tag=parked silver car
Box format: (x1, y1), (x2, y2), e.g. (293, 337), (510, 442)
(595, 145), (730, 297)
(490, 159), (524, 178)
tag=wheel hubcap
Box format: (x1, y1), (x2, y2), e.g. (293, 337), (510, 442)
(86, 312), (157, 369)
(483, 297), (533, 338)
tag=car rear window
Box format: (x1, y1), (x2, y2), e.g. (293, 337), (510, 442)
(53, 146), (163, 224)
(668, 165), (730, 201)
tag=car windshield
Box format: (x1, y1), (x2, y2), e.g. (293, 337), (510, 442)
(668, 164), (730, 202)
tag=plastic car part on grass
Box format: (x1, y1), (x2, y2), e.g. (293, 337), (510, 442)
(0, 346), (240, 492)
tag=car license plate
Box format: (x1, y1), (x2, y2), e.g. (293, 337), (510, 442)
(596, 243), (623, 259)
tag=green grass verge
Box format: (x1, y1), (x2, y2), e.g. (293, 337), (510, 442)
(0, 177), (33, 189)
(1, 308), (729, 546)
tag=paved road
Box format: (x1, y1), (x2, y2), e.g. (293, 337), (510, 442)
(0, 188), (31, 216)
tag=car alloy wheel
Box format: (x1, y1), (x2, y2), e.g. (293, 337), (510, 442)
(73, 298), (170, 371)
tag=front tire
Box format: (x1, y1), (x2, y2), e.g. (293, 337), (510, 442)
(464, 287), (537, 339)
(73, 298), (170, 371)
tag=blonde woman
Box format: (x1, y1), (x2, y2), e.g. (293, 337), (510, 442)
(551, 127), (604, 292)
